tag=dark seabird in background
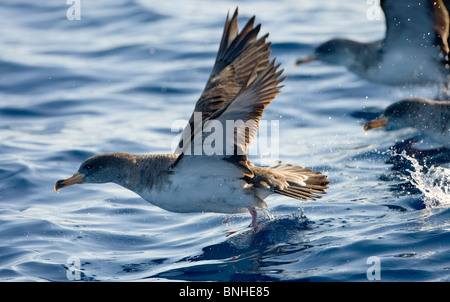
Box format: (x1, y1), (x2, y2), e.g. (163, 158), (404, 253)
(364, 98), (450, 149)
(297, 0), (450, 99)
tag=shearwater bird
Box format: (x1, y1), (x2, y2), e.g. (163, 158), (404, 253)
(363, 97), (450, 149)
(296, 0), (450, 98)
(55, 9), (330, 228)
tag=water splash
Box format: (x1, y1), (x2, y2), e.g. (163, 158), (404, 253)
(392, 150), (449, 208)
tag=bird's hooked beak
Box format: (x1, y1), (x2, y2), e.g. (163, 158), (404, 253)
(363, 115), (388, 133)
(295, 53), (317, 66)
(55, 171), (85, 192)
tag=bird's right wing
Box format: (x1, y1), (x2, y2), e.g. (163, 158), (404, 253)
(179, 59), (285, 159)
(382, 0), (449, 55)
(443, 0), (450, 53)
(174, 8), (271, 154)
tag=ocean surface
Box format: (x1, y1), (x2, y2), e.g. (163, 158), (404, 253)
(1, 0), (449, 282)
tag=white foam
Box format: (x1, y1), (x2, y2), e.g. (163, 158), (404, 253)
(392, 151), (450, 208)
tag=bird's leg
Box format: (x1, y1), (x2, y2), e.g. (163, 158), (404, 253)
(248, 207), (258, 229)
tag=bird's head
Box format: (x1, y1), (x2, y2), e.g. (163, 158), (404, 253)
(296, 38), (359, 67)
(363, 99), (427, 132)
(55, 152), (136, 192)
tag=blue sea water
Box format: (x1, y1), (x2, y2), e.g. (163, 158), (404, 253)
(0, 0), (449, 283)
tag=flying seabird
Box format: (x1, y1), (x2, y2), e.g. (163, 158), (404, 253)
(296, 0), (450, 98)
(55, 9), (330, 228)
(363, 97), (450, 149)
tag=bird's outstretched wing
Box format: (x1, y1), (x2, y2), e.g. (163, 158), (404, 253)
(443, 0), (450, 53)
(173, 58), (285, 187)
(206, 59), (285, 157)
(381, 0), (449, 55)
(174, 8), (271, 154)
(178, 58), (285, 159)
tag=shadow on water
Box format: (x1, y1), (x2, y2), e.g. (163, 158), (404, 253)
(145, 213), (314, 281)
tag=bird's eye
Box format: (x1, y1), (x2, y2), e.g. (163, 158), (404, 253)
(85, 165), (94, 170)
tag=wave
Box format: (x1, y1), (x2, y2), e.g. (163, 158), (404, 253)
(392, 150), (449, 208)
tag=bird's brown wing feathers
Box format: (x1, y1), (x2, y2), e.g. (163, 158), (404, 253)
(175, 8), (271, 154)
